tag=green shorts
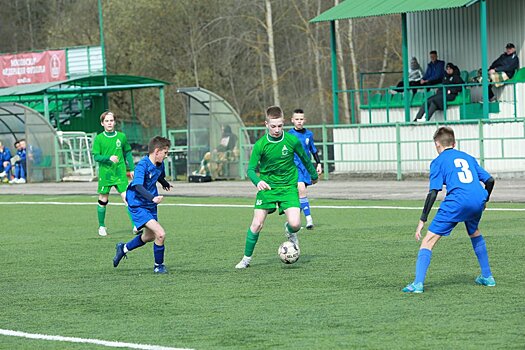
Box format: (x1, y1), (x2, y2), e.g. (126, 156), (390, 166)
(98, 181), (128, 194)
(254, 185), (300, 215)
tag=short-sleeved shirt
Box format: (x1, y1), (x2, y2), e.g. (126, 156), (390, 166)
(126, 156), (165, 209)
(247, 132), (318, 188)
(429, 148), (491, 222)
(92, 131), (132, 187)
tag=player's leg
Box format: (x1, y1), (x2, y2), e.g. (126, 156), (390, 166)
(467, 218), (495, 287)
(97, 190), (110, 236)
(298, 181), (314, 230)
(403, 214), (457, 293)
(143, 220), (167, 274)
(283, 207), (301, 246)
(235, 209), (268, 269)
(118, 188), (140, 235)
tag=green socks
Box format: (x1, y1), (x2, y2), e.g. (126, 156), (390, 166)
(97, 204), (106, 226)
(244, 229), (259, 257)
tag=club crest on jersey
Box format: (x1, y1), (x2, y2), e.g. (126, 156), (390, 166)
(305, 138), (310, 145)
(116, 139), (122, 148)
(282, 145), (289, 156)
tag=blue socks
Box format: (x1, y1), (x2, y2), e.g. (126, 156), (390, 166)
(300, 197), (311, 216)
(414, 248), (432, 284)
(154, 243), (165, 265)
(471, 235), (492, 277)
(125, 234), (146, 252)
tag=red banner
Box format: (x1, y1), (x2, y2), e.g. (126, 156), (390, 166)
(0, 50), (67, 87)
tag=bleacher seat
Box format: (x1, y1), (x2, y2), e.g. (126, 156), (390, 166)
(411, 91), (428, 106)
(360, 93), (382, 109)
(509, 67), (525, 83)
(460, 70), (469, 83)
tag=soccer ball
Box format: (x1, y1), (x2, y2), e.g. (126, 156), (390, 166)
(278, 241), (300, 264)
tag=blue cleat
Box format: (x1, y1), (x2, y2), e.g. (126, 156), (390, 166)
(153, 264), (168, 274)
(402, 282), (424, 293)
(475, 275), (496, 287)
(113, 242), (127, 267)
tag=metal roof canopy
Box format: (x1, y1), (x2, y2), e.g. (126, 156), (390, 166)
(310, 0), (492, 123)
(0, 74), (170, 136)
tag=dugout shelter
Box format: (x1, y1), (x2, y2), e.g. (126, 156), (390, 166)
(0, 103), (56, 182)
(177, 87), (250, 180)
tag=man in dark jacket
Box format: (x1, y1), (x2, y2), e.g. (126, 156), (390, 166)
(488, 43), (520, 101)
(414, 63), (464, 122)
(420, 51), (446, 87)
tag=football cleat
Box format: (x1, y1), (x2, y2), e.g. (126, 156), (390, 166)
(475, 275), (496, 287)
(284, 223), (299, 246)
(17, 178), (26, 184)
(402, 282), (424, 293)
(113, 242), (127, 267)
(153, 264), (168, 274)
(305, 216), (314, 230)
(235, 256), (251, 269)
(98, 226), (108, 237)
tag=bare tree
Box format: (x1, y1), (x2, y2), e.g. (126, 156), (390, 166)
(265, 0), (280, 106)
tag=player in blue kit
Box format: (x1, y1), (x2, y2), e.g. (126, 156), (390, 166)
(403, 126), (496, 293)
(288, 109), (322, 229)
(113, 136), (172, 274)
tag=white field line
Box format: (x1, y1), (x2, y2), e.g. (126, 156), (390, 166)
(0, 201), (523, 211)
(0, 328), (192, 350)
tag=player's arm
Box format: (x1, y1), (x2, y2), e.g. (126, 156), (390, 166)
(484, 177), (495, 201)
(293, 140), (318, 183)
(420, 189), (439, 222)
(246, 142), (263, 186)
(157, 166), (172, 191)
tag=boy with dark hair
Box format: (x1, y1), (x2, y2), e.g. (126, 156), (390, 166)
(10, 140), (26, 184)
(403, 126), (496, 293)
(288, 109), (322, 229)
(235, 106), (319, 269)
(92, 111), (135, 236)
(113, 136), (172, 274)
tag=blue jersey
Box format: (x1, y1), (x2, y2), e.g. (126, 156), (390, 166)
(126, 156), (165, 209)
(17, 148), (26, 162)
(0, 147), (11, 163)
(288, 128), (317, 167)
(429, 148), (491, 221)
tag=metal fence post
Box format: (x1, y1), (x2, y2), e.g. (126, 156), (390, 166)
(322, 124), (329, 180)
(478, 119), (485, 167)
(396, 123), (402, 180)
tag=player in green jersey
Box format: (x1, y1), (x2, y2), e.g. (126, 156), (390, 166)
(235, 106), (319, 269)
(92, 111), (135, 236)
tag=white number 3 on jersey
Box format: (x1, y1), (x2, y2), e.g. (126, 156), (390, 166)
(454, 158), (473, 183)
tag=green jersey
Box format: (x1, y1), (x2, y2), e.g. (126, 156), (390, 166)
(247, 132), (318, 188)
(92, 131), (134, 187)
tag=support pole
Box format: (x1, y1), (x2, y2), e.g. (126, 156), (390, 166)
(159, 87), (167, 138)
(480, 0), (489, 118)
(330, 21), (340, 125)
(401, 14), (410, 122)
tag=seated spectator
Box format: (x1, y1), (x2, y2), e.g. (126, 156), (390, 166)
(193, 151), (212, 177)
(488, 43), (520, 101)
(0, 141), (12, 183)
(413, 63), (464, 122)
(393, 57), (424, 93)
(420, 50), (446, 87)
(214, 125), (238, 177)
(10, 139), (27, 184)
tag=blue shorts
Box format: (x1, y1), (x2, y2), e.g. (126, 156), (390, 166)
(428, 208), (483, 236)
(128, 206), (158, 230)
(296, 163), (312, 186)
